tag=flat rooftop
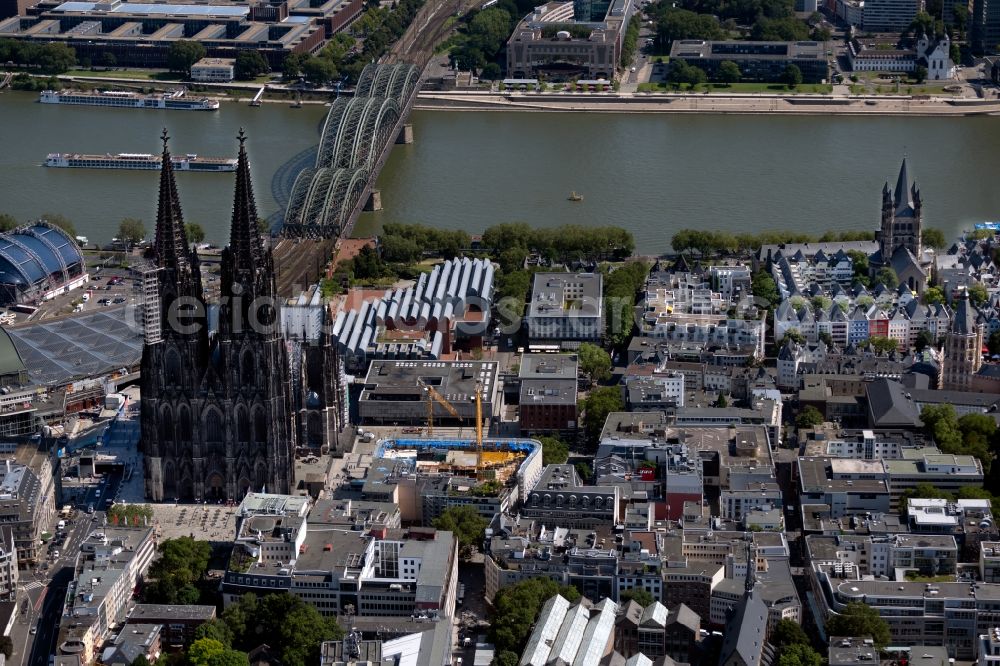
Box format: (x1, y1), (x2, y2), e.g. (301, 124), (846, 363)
(360, 360), (498, 403)
(799, 457), (890, 494)
(670, 39), (826, 60)
(9, 308), (142, 387)
(519, 353), (579, 380)
(528, 272), (602, 319)
(52, 1), (249, 16)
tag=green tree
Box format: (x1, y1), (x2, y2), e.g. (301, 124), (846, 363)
(575, 461), (592, 483)
(869, 336), (898, 354)
(825, 601), (891, 649)
(234, 50), (270, 80)
(41, 213), (76, 238)
(620, 588), (655, 606)
(667, 60), (707, 86)
(144, 536), (211, 604)
(969, 282), (989, 307)
(194, 619), (235, 648)
(432, 505), (488, 557)
(539, 436), (569, 466)
(779, 329), (805, 346)
(494, 651), (520, 666)
(130, 656), (150, 666)
(281, 52), (306, 79)
(771, 618), (810, 647)
(777, 643), (824, 666)
(922, 227), (947, 249)
(715, 391), (729, 408)
(36, 43), (76, 74)
(578, 343), (612, 384)
(185, 222), (206, 245)
(899, 482), (954, 516)
(107, 503), (154, 525)
(117, 217), (146, 250)
(188, 638), (227, 666)
(914, 65), (928, 83)
(491, 578), (580, 654)
(224, 593), (343, 666)
(350, 245), (389, 280)
(302, 56), (338, 85)
(654, 8), (724, 46)
(989, 330), (1000, 356)
(907, 10), (936, 37)
(922, 286), (945, 305)
(481, 62), (502, 80)
(795, 405), (824, 429)
(0, 214), (18, 233)
(782, 63), (803, 87)
(718, 60), (741, 83)
(0, 636), (11, 660)
(100, 51), (117, 68)
(167, 40), (206, 76)
(915, 329), (936, 352)
(582, 386), (624, 447)
(751, 270), (781, 308)
(875, 266), (899, 288)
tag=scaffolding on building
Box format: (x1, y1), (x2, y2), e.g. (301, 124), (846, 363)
(132, 259), (161, 345)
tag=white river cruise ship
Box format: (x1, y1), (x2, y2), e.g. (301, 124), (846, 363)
(45, 153), (237, 172)
(39, 88), (219, 111)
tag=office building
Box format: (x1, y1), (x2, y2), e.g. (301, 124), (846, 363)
(669, 40), (829, 83)
(526, 272), (604, 341)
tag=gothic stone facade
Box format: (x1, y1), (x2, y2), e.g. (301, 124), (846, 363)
(142, 131), (339, 502)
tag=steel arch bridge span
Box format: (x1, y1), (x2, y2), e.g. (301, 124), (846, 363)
(355, 63), (419, 101)
(315, 96), (401, 171)
(281, 166), (370, 239)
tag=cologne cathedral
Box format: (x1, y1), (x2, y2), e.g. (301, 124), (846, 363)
(141, 130), (341, 502)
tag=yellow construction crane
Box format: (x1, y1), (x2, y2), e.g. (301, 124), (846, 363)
(420, 381), (460, 436)
(474, 381), (484, 476)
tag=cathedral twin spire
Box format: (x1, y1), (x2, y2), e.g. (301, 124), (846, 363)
(154, 129), (192, 272)
(153, 127), (267, 286)
(228, 128), (266, 275)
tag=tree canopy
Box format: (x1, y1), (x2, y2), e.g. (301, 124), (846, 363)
(578, 342), (612, 384)
(117, 217), (146, 249)
(221, 593), (344, 666)
(795, 405), (824, 429)
(582, 386), (624, 447)
(920, 404), (996, 474)
(922, 228), (947, 249)
(234, 50), (270, 80)
(432, 505), (488, 557)
(539, 436), (569, 466)
(167, 40), (206, 76)
(825, 601), (891, 649)
(491, 578), (581, 654)
(185, 222), (206, 245)
(107, 503), (153, 526)
(619, 588), (655, 607)
(771, 618), (810, 647)
(143, 536), (211, 605)
(604, 261), (650, 348)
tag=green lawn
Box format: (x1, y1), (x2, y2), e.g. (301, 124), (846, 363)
(637, 81), (833, 94)
(67, 68), (179, 81)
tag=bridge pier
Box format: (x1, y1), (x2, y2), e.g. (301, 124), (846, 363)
(396, 123), (414, 145)
(364, 189), (383, 212)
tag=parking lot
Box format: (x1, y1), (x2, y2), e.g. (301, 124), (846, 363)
(4, 268), (138, 323)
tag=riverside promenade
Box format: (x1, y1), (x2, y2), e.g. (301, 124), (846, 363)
(415, 90), (1000, 116)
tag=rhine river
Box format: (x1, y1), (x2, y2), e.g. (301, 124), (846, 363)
(2, 89), (999, 253)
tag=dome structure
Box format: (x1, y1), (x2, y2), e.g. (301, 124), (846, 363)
(0, 223), (86, 305)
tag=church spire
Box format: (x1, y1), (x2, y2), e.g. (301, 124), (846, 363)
(154, 128), (189, 270)
(228, 128), (264, 272)
(894, 158), (914, 213)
